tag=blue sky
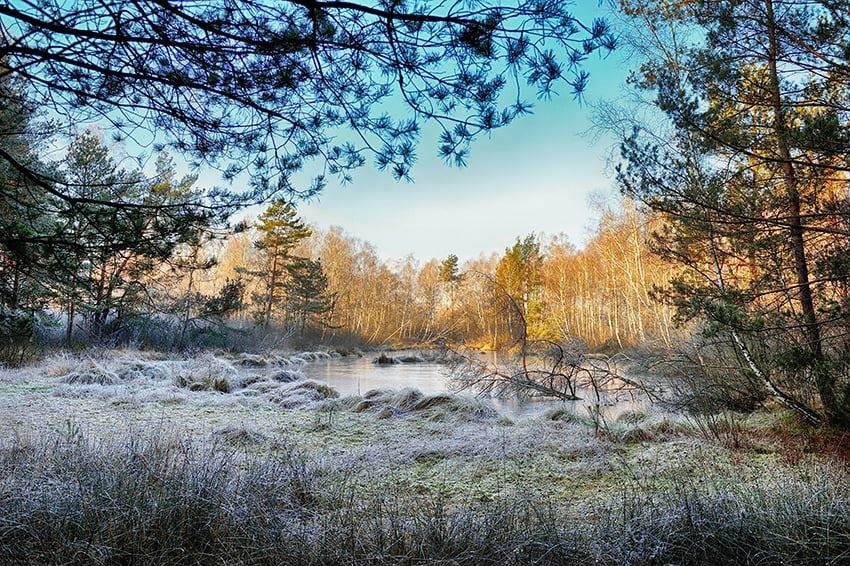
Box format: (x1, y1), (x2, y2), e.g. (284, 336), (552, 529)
(295, 4), (631, 262)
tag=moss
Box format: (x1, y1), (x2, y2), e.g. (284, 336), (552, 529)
(348, 389), (497, 422)
(393, 388), (426, 410)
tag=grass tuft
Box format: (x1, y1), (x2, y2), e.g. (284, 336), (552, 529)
(545, 406), (594, 427)
(213, 425), (268, 446)
(271, 368), (305, 382)
(269, 380), (340, 408)
(350, 388), (498, 422)
(59, 364), (119, 386)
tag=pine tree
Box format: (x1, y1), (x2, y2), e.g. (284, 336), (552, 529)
(284, 258), (335, 334)
(58, 132), (212, 340)
(439, 255), (460, 284)
(251, 200), (311, 328)
(618, 0), (850, 426)
(439, 253), (462, 317)
(0, 74), (56, 362)
(495, 235), (544, 346)
(0, 74), (55, 313)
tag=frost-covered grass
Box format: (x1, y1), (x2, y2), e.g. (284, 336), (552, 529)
(350, 387), (499, 421)
(0, 430), (846, 565)
(0, 349), (848, 563)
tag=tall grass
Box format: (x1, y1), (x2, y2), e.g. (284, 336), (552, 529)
(0, 431), (847, 565)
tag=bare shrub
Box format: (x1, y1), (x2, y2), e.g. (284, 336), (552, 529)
(447, 341), (648, 408)
(642, 340), (772, 447)
(655, 340), (768, 414)
(687, 410), (748, 450)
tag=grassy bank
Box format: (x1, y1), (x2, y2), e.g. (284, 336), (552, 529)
(0, 431), (847, 565)
(0, 350), (848, 564)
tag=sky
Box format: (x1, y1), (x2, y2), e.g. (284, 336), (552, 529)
(290, 4), (633, 262)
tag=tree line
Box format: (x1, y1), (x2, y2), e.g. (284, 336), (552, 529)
(1, 111), (677, 358)
(187, 198), (677, 352)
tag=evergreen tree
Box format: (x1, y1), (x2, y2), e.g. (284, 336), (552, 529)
(0, 74), (55, 312)
(618, 0), (850, 426)
(495, 234), (544, 345)
(59, 131), (140, 338)
(251, 200), (311, 328)
(201, 279), (245, 321)
(0, 73), (56, 362)
(439, 254), (461, 284)
(57, 132), (212, 340)
(439, 253), (462, 315)
(284, 258), (335, 334)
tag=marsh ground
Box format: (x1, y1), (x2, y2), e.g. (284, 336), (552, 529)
(0, 349), (848, 564)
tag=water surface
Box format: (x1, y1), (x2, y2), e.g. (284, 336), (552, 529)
(300, 352), (650, 419)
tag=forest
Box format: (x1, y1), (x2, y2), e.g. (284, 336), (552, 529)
(1, 0), (849, 564)
(1, 127), (675, 355)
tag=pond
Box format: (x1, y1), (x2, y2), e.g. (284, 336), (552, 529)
(300, 351), (651, 419)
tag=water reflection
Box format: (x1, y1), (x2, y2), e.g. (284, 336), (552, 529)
(300, 353), (649, 419)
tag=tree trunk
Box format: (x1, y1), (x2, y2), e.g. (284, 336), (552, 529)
(764, 0), (843, 424)
(66, 300), (75, 346)
(178, 246), (199, 350)
(265, 253), (278, 329)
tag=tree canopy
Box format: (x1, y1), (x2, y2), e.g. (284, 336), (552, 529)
(0, 0), (615, 206)
(618, 0), (850, 426)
